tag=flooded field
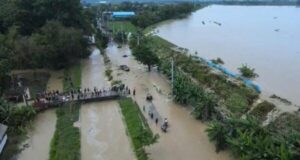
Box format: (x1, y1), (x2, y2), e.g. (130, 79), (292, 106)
(80, 49), (136, 160)
(156, 5), (300, 105)
(106, 43), (231, 160)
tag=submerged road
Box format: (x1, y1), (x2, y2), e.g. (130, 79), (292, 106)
(106, 42), (231, 160)
(80, 48), (136, 160)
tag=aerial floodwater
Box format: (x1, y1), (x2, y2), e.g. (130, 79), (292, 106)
(80, 49), (136, 160)
(156, 5), (300, 105)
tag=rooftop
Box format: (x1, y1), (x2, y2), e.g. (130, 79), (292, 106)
(112, 11), (135, 18)
(0, 123), (8, 139)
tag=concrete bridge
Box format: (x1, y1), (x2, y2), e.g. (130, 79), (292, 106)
(33, 89), (129, 110)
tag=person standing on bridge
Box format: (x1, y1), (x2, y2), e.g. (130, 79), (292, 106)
(133, 88), (136, 96)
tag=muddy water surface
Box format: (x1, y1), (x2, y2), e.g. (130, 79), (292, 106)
(106, 43), (231, 160)
(156, 5), (300, 105)
(80, 49), (136, 160)
(18, 109), (56, 160)
(17, 71), (61, 160)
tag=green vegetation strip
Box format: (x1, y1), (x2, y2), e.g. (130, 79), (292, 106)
(108, 21), (138, 34)
(49, 104), (80, 160)
(63, 64), (81, 91)
(119, 98), (157, 160)
(50, 63), (82, 160)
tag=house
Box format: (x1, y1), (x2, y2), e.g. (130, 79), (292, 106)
(0, 123), (8, 154)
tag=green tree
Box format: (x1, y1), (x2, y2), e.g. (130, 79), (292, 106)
(132, 42), (159, 71)
(95, 30), (109, 50)
(0, 0), (18, 33)
(238, 64), (258, 78)
(0, 98), (36, 131)
(0, 34), (12, 94)
(32, 21), (89, 69)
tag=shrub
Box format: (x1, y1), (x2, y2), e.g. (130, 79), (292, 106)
(211, 57), (224, 65)
(238, 64), (258, 78)
(0, 98), (36, 132)
(250, 101), (275, 122)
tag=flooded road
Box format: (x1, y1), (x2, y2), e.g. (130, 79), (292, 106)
(106, 43), (231, 160)
(18, 71), (60, 160)
(156, 5), (300, 105)
(80, 49), (136, 160)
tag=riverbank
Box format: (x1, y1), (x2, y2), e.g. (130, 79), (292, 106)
(155, 5), (300, 106)
(143, 35), (300, 159)
(148, 36), (258, 117)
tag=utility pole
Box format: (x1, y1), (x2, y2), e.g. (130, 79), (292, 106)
(121, 25), (124, 44)
(171, 58), (174, 96)
(137, 35), (140, 46)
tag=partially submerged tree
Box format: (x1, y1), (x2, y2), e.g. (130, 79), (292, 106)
(238, 64), (258, 78)
(95, 30), (109, 51)
(132, 42), (159, 71)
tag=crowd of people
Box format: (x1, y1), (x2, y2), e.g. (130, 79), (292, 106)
(33, 84), (134, 108)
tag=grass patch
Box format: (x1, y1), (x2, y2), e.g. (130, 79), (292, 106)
(108, 21), (138, 34)
(63, 64), (81, 91)
(118, 98), (158, 160)
(50, 62), (81, 160)
(49, 103), (80, 160)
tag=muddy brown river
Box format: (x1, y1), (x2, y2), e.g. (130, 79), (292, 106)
(17, 44), (231, 160)
(156, 5), (300, 105)
(106, 42), (231, 160)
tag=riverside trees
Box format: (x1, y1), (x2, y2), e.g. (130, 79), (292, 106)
(0, 0), (92, 92)
(132, 41), (159, 72)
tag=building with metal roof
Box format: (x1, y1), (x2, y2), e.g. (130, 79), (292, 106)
(112, 12), (135, 18)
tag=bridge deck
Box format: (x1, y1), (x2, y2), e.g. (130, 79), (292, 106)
(33, 90), (128, 109)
